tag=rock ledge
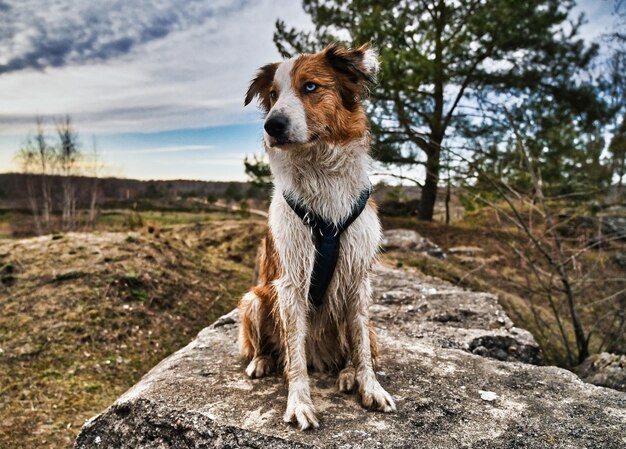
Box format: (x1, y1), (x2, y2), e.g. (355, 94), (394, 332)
(75, 265), (626, 449)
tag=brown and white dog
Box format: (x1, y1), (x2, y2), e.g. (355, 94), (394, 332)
(239, 43), (395, 430)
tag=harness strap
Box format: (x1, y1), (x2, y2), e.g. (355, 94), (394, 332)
(283, 184), (372, 307)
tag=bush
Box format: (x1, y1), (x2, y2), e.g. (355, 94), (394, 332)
(124, 212), (144, 230)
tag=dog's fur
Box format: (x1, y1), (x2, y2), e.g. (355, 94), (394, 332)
(239, 44), (395, 430)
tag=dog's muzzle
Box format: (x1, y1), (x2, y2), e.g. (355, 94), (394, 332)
(264, 114), (289, 142)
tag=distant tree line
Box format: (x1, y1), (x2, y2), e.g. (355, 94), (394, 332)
(9, 114), (265, 236)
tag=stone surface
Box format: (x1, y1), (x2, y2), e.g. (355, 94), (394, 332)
(381, 229), (445, 258)
(75, 265), (626, 449)
(575, 352), (626, 392)
(613, 253), (626, 270)
(448, 246), (484, 256)
(602, 216), (626, 240)
(371, 265), (542, 365)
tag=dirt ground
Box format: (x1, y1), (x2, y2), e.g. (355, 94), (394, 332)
(0, 216), (266, 448)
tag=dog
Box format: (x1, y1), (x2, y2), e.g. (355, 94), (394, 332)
(239, 43), (395, 430)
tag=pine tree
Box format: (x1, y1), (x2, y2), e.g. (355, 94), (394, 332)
(275, 0), (603, 219)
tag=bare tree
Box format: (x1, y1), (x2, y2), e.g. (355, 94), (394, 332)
(15, 141), (42, 235)
(87, 136), (105, 228)
(14, 116), (108, 234)
(56, 115), (81, 231)
(508, 108), (588, 363)
(451, 107), (626, 366)
(34, 117), (56, 232)
(13, 119), (58, 234)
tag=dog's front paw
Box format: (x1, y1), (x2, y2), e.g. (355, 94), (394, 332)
(245, 355), (273, 379)
(358, 377), (396, 412)
(283, 396), (319, 430)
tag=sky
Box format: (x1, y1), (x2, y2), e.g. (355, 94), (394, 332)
(0, 0), (619, 181)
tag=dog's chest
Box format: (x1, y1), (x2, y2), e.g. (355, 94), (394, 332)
(269, 197), (381, 291)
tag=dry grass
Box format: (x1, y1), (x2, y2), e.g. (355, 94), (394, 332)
(1, 203), (623, 447)
(0, 217), (266, 448)
(382, 209), (626, 367)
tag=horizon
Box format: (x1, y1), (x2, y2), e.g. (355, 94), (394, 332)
(0, 0), (618, 181)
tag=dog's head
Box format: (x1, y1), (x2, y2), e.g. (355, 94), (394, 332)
(244, 44), (379, 149)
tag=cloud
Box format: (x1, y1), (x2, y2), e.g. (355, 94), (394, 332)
(112, 144), (215, 154)
(0, 0), (312, 134)
(0, 0), (615, 180)
(0, 0), (247, 75)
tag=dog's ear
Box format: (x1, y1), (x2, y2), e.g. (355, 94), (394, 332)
(324, 43), (379, 110)
(324, 43), (379, 85)
(244, 63), (279, 112)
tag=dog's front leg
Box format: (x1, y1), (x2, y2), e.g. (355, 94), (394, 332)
(348, 278), (396, 412)
(277, 280), (319, 430)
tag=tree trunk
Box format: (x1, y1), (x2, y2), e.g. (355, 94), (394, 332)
(25, 175), (42, 235)
(62, 177), (71, 231)
(41, 174), (51, 232)
(89, 180), (98, 227)
(70, 181), (77, 230)
(418, 140), (441, 221)
(618, 154), (625, 190)
(445, 176), (451, 225)
(562, 275), (589, 364)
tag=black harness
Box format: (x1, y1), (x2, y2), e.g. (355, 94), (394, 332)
(283, 184), (372, 307)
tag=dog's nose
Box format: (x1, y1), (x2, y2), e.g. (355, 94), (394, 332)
(264, 115), (289, 139)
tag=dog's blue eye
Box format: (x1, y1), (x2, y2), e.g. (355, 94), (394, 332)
(304, 82), (317, 92)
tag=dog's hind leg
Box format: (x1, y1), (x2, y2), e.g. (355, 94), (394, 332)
(239, 231), (282, 379)
(238, 289), (275, 379)
(337, 362), (356, 393)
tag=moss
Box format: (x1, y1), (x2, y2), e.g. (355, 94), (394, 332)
(130, 289), (148, 303)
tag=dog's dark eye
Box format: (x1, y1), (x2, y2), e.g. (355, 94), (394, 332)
(304, 82), (317, 93)
(270, 90), (277, 100)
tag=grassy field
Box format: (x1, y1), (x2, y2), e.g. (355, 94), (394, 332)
(0, 210), (19, 239)
(0, 205), (245, 239)
(96, 209), (238, 229)
(1, 204), (624, 447)
(0, 213), (266, 448)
